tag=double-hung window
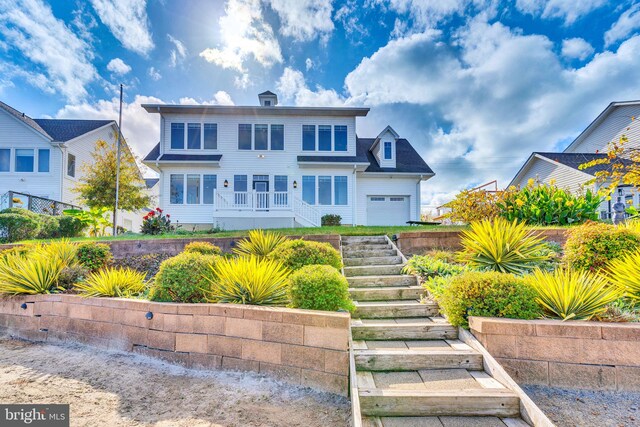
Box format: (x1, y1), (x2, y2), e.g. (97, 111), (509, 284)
(302, 176), (316, 204)
(170, 174), (184, 204)
(302, 125), (316, 151)
(334, 176), (348, 205)
(334, 126), (347, 151)
(318, 125), (331, 151)
(187, 123), (201, 149)
(238, 124), (252, 150)
(203, 124), (217, 149)
(15, 149), (34, 172)
(384, 141), (392, 160)
(255, 124), (268, 150)
(0, 149), (10, 172)
(38, 149), (50, 172)
(171, 123), (185, 149)
(318, 176), (332, 205)
(271, 124), (284, 150)
(203, 175), (217, 204)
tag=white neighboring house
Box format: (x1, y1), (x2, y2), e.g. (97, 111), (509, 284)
(0, 100), (151, 232)
(511, 101), (640, 219)
(142, 91), (434, 230)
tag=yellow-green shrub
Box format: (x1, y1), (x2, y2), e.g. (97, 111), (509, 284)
(75, 267), (147, 297)
(527, 268), (622, 320)
(604, 250), (640, 301)
(288, 265), (354, 312)
(438, 271), (541, 328)
(563, 221), (640, 272)
(183, 241), (221, 255)
(204, 255), (290, 305)
(269, 239), (342, 271)
(458, 218), (549, 274)
(233, 229), (287, 257)
(149, 252), (218, 303)
(0, 252), (65, 294)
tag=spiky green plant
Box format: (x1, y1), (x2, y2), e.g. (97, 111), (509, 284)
(0, 252), (65, 294)
(34, 239), (78, 268)
(527, 268), (622, 320)
(204, 255), (290, 305)
(75, 267), (147, 297)
(604, 249), (640, 301)
(233, 229), (287, 257)
(458, 218), (549, 274)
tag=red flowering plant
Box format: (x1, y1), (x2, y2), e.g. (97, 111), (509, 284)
(141, 207), (175, 235)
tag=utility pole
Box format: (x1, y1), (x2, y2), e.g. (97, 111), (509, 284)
(113, 84), (123, 236)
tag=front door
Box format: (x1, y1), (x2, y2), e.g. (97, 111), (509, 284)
(253, 175), (269, 210)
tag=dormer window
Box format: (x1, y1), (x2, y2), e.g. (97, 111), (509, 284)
(384, 141), (392, 160)
(264, 100), (271, 106)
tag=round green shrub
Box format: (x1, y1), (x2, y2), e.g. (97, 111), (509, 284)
(563, 221), (640, 272)
(149, 252), (218, 303)
(58, 215), (86, 237)
(288, 265), (354, 312)
(270, 239), (342, 271)
(37, 215), (60, 239)
(183, 241), (222, 256)
(438, 270), (541, 328)
(76, 242), (113, 271)
(0, 213), (41, 243)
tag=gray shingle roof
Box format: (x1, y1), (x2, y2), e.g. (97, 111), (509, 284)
(359, 138), (434, 174)
(143, 143), (222, 162)
(144, 178), (159, 188)
(535, 152), (631, 175)
(34, 119), (114, 142)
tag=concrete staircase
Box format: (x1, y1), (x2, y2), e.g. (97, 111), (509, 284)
(342, 236), (530, 427)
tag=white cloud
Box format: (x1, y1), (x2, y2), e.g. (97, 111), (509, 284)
(264, 0), (334, 42)
(178, 91), (235, 106)
(276, 67), (344, 106)
(604, 3), (640, 47)
(167, 34), (187, 67)
(106, 58), (132, 75)
(199, 0), (282, 72)
(515, 0), (608, 25)
(335, 1), (368, 39)
(0, 0), (96, 102)
(305, 57), (314, 70)
(561, 37), (594, 60)
(90, 0), (154, 55)
(148, 67), (161, 81)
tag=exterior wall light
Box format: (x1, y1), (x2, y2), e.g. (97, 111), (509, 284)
(145, 311), (154, 320)
(223, 180), (229, 188)
(258, 154), (265, 159)
(293, 180), (298, 189)
(20, 303), (27, 310)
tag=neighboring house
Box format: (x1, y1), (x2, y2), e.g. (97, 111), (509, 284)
(142, 91), (434, 229)
(510, 101), (640, 219)
(0, 100), (147, 232)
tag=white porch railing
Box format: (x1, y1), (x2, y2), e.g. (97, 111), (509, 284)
(214, 190), (291, 211)
(293, 196), (321, 227)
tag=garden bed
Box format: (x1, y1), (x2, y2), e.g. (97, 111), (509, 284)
(470, 316), (640, 392)
(0, 294), (350, 395)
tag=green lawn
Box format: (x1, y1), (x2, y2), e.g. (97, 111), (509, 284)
(13, 224), (466, 245)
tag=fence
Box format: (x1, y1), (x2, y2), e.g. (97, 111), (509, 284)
(0, 191), (81, 216)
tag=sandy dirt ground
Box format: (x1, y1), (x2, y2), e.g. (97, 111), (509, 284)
(0, 337), (351, 427)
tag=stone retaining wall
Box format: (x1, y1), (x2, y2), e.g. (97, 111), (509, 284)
(395, 229), (568, 255)
(0, 234), (340, 259)
(0, 294), (350, 395)
(470, 317), (640, 391)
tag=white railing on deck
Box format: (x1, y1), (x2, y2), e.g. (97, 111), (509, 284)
(214, 190), (291, 211)
(293, 196), (321, 227)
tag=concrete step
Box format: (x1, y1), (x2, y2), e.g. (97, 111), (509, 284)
(351, 320), (458, 340)
(342, 236), (388, 245)
(344, 256), (403, 267)
(345, 264), (405, 277)
(342, 249), (398, 258)
(349, 286), (424, 302)
(358, 388), (520, 417)
(354, 349), (483, 371)
(348, 275), (417, 288)
(343, 243), (392, 251)
(354, 300), (439, 318)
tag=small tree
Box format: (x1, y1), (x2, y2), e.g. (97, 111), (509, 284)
(74, 138), (151, 229)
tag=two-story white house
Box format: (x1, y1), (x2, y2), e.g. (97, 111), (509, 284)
(0, 100), (151, 232)
(142, 91), (434, 230)
(510, 100), (640, 219)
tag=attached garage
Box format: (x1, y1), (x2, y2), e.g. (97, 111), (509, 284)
(366, 195), (410, 226)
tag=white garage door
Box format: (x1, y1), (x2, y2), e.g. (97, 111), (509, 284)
(367, 196), (410, 226)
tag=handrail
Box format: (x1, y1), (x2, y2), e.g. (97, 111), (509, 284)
(293, 196), (321, 227)
(214, 190), (291, 211)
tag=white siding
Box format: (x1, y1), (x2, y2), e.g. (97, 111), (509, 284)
(566, 105), (640, 153)
(0, 110), (61, 201)
(355, 175), (420, 225)
(511, 156), (592, 194)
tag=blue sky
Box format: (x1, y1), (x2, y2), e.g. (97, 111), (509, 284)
(1, 0), (640, 205)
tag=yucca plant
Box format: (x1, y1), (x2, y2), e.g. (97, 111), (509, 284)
(34, 239), (78, 268)
(528, 268), (622, 320)
(604, 249), (640, 301)
(0, 252), (65, 294)
(458, 218), (549, 274)
(75, 267), (147, 297)
(204, 255), (290, 305)
(233, 229), (287, 257)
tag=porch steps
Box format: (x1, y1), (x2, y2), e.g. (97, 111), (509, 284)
(342, 235), (532, 426)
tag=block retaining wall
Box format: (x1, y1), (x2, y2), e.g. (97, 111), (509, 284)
(470, 316), (640, 391)
(0, 294), (350, 395)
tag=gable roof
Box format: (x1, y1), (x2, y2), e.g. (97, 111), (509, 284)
(0, 100), (51, 139)
(359, 138), (434, 174)
(34, 119), (114, 142)
(144, 178), (160, 189)
(259, 90), (276, 96)
(535, 152), (633, 175)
